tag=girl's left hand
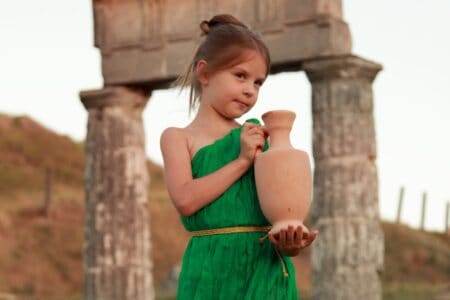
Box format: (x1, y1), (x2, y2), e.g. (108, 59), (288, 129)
(268, 225), (318, 257)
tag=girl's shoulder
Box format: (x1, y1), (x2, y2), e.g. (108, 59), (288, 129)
(160, 126), (199, 160)
(160, 125), (188, 143)
(160, 127), (189, 153)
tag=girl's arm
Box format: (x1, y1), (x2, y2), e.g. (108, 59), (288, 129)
(160, 123), (265, 217)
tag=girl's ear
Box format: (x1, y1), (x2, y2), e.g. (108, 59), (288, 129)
(196, 59), (209, 86)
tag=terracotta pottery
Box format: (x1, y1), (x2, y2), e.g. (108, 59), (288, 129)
(254, 110), (312, 238)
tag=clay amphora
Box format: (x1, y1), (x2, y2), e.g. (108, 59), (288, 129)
(254, 110), (312, 238)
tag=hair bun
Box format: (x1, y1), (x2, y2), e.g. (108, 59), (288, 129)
(200, 20), (210, 36)
(199, 14), (248, 36)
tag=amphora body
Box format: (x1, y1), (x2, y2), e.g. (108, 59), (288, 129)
(254, 110), (312, 237)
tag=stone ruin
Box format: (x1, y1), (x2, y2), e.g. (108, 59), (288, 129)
(79, 1), (384, 299)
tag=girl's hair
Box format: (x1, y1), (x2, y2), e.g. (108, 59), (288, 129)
(173, 14), (271, 115)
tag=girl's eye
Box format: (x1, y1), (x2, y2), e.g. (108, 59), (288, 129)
(236, 73), (245, 79)
(255, 80), (263, 86)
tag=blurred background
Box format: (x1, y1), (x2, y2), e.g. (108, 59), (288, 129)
(0, 1), (449, 299)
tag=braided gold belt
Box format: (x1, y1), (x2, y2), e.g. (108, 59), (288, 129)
(189, 225), (288, 277)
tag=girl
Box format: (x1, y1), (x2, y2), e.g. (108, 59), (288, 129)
(160, 14), (318, 300)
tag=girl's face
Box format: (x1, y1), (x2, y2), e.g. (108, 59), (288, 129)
(198, 50), (267, 120)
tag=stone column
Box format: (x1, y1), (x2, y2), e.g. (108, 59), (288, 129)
(79, 86), (154, 300)
(304, 55), (384, 300)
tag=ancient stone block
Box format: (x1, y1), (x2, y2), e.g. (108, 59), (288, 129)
(305, 55), (383, 300)
(164, 0), (197, 42)
(285, 0), (343, 24)
(268, 18), (351, 66)
(311, 218), (384, 270)
(312, 158), (379, 220)
(312, 264), (382, 300)
(254, 0), (283, 34)
(92, 0), (352, 85)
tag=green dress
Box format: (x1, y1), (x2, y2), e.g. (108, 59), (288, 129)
(177, 118), (299, 300)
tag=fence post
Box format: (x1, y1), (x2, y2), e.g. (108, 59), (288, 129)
(420, 191), (427, 231)
(445, 202), (449, 235)
(396, 186), (404, 224)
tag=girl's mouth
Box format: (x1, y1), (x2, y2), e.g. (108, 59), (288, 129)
(234, 100), (248, 108)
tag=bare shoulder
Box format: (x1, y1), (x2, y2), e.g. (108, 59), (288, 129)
(160, 127), (187, 149)
(161, 126), (199, 159)
(160, 126), (193, 166)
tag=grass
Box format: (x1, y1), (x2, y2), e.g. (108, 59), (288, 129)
(146, 284), (450, 300)
(383, 283), (449, 300)
(1, 113), (449, 300)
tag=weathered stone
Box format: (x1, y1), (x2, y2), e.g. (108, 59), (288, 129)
(305, 55), (382, 160)
(92, 0), (352, 86)
(80, 86), (154, 300)
(312, 158), (380, 219)
(285, 0), (343, 24)
(82, 2), (384, 299)
(312, 264), (382, 300)
(304, 54), (382, 82)
(305, 55), (383, 300)
(311, 218), (384, 271)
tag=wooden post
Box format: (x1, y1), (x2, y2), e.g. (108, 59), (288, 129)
(420, 192), (427, 231)
(396, 186), (404, 224)
(445, 202), (449, 235)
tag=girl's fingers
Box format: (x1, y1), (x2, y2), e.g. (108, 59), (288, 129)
(249, 131), (265, 140)
(260, 125), (269, 138)
(255, 147), (262, 156)
(268, 233), (279, 246)
(248, 136), (265, 151)
(252, 137), (266, 148)
(302, 230), (318, 248)
(279, 229), (286, 245)
(286, 226), (294, 246)
(308, 230), (319, 243)
(243, 123), (259, 132)
(296, 226), (303, 243)
(244, 124), (265, 136)
(253, 130), (265, 138)
(241, 125), (267, 159)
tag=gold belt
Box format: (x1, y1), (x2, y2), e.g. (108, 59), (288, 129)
(190, 225), (288, 277)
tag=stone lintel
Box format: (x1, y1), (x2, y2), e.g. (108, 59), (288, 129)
(98, 18), (352, 86)
(93, 0), (347, 53)
(79, 86), (151, 110)
(304, 54), (383, 82)
(286, 0), (344, 24)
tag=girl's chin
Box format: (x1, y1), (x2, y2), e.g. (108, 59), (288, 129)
(234, 100), (250, 110)
(222, 110), (245, 120)
(219, 104), (250, 119)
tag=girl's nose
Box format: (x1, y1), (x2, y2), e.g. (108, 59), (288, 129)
(243, 85), (256, 97)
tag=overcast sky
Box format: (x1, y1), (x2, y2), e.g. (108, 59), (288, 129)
(1, 1), (449, 232)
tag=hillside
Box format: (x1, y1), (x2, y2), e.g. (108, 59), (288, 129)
(0, 113), (449, 299)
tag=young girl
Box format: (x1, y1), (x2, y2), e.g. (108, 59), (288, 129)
(160, 14), (318, 300)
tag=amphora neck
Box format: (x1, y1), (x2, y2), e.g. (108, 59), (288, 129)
(262, 110), (296, 150)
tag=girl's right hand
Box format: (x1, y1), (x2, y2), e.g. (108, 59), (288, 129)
(239, 122), (268, 165)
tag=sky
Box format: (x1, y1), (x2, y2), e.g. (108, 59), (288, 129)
(1, 1), (449, 232)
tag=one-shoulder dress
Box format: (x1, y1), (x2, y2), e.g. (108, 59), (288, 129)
(177, 118), (299, 300)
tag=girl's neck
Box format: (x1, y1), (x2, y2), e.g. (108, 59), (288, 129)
(192, 102), (240, 131)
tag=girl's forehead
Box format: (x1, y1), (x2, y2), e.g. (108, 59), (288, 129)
(227, 50), (268, 75)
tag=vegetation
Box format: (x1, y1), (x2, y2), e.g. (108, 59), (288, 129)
(0, 113), (448, 299)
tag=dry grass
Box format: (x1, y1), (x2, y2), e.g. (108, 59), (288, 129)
(0, 113), (449, 299)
